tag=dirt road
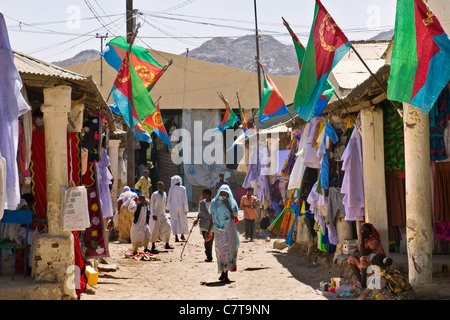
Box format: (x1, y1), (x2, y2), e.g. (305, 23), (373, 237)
(80, 211), (337, 301)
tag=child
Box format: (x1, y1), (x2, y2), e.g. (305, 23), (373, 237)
(259, 207), (275, 238)
(130, 195), (151, 254)
(240, 187), (258, 241)
(135, 169), (152, 199)
(194, 189), (214, 262)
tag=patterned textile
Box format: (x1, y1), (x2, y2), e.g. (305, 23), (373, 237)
(280, 130), (302, 178)
(268, 208), (285, 237)
(382, 100), (405, 172)
(83, 184), (109, 258)
(373, 268), (416, 300)
(430, 86), (450, 161)
(435, 221), (450, 241)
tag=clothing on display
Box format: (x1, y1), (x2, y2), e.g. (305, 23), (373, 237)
(340, 126), (365, 221)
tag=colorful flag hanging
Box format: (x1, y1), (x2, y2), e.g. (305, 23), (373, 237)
(387, 0), (450, 114)
(103, 36), (171, 92)
(293, 0), (351, 122)
(214, 93), (239, 132)
(258, 63), (289, 124)
(107, 103), (152, 143)
(142, 100), (172, 148)
(236, 93), (248, 138)
(283, 17), (335, 118)
(134, 122), (153, 144)
(110, 47), (157, 126)
(109, 33), (172, 147)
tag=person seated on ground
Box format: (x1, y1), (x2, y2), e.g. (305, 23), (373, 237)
(258, 207), (275, 238)
(357, 254), (417, 300)
(348, 223), (385, 289)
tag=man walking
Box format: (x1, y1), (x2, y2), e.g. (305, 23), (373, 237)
(149, 181), (173, 252)
(166, 175), (189, 242)
(240, 187), (258, 241)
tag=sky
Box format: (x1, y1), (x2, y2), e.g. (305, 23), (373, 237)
(2, 0), (396, 64)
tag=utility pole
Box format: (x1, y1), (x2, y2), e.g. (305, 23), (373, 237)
(96, 32), (108, 86)
(126, 0), (135, 187)
(254, 0), (262, 110)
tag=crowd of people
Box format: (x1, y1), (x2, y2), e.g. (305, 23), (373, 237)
(111, 170), (414, 298)
(111, 170), (276, 283)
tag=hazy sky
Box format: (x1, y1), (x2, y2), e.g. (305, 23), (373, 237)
(2, 0), (396, 63)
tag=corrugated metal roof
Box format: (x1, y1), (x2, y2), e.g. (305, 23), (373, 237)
(331, 40), (389, 90)
(333, 60), (386, 89)
(13, 50), (86, 80)
(253, 104), (298, 131)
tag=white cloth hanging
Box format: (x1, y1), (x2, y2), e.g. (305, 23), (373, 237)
(0, 14), (31, 210)
(341, 127), (365, 221)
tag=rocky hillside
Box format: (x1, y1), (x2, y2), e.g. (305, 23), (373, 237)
(57, 30), (394, 75)
(187, 34), (299, 76)
(52, 49), (100, 67)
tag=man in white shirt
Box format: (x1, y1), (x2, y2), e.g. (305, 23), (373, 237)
(166, 175), (189, 242)
(150, 181), (173, 251)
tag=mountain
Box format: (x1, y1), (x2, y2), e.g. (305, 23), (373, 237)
(52, 49), (100, 68)
(369, 29), (394, 41)
(58, 30), (393, 75)
(186, 35), (299, 76)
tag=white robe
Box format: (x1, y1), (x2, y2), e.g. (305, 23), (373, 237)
(0, 14), (30, 210)
(149, 191), (171, 243)
(130, 204), (151, 246)
(341, 127), (365, 221)
(166, 177), (189, 235)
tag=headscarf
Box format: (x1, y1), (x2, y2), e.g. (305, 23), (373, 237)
(118, 186), (138, 208)
(171, 175), (182, 187)
(363, 223), (381, 247)
(209, 184), (238, 231)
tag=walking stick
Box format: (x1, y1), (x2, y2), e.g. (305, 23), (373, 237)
(180, 220), (196, 260)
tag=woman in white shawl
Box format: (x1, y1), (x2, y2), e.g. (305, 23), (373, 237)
(208, 184), (239, 283)
(166, 175), (189, 242)
(117, 186), (138, 242)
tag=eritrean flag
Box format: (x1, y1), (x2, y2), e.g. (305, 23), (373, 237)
(387, 0), (450, 114)
(214, 93), (239, 132)
(283, 17), (335, 118)
(293, 0), (351, 122)
(103, 36), (170, 92)
(236, 93), (248, 138)
(142, 100), (172, 148)
(110, 33), (157, 129)
(109, 33), (170, 147)
(134, 122), (153, 144)
(258, 63), (289, 124)
(108, 103), (153, 143)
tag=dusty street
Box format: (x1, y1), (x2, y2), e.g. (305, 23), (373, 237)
(80, 211), (337, 301)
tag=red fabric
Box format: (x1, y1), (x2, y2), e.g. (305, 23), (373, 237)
(30, 132), (81, 229)
(411, 0), (446, 99)
(363, 223), (382, 250)
(73, 231), (87, 299)
(83, 185), (109, 259)
(30, 131), (47, 224)
(313, 0), (349, 80)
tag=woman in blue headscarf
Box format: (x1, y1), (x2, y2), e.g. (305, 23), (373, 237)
(208, 184), (240, 282)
